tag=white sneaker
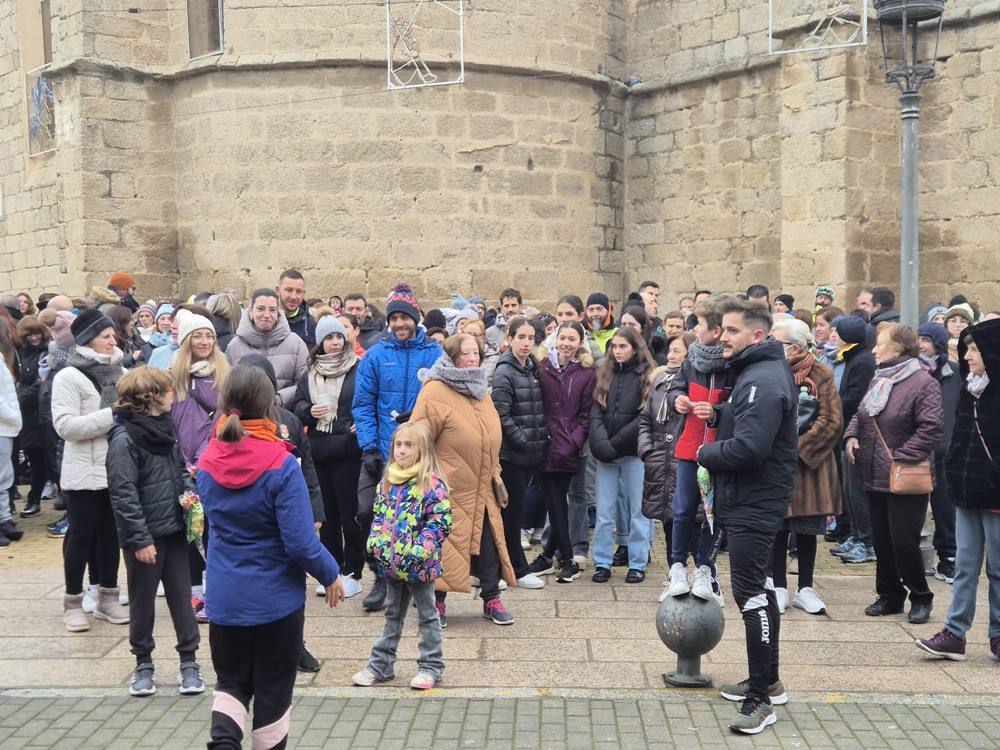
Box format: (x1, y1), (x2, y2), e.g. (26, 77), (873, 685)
(42, 481), (56, 499)
(470, 576), (508, 591)
(343, 577), (363, 598)
(690, 565), (714, 600)
(666, 563), (690, 597)
(516, 573), (545, 589)
(793, 586), (827, 615)
(82, 586), (97, 614)
(520, 530), (531, 550)
(315, 584), (326, 597)
(775, 587), (788, 614)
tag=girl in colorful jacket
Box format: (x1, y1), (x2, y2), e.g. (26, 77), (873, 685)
(353, 421), (452, 690)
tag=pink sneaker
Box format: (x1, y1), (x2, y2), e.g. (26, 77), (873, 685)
(409, 670), (438, 690)
(483, 597), (514, 625)
(192, 597), (208, 624)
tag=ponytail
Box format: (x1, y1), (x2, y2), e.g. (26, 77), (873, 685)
(217, 411), (245, 443)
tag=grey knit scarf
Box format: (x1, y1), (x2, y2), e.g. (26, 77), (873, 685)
(686, 341), (728, 373)
(424, 352), (488, 400)
(68, 347), (124, 408)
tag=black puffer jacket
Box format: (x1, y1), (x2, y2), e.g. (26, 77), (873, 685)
(293, 365), (362, 463)
(16, 344), (47, 449)
(839, 344), (875, 425)
(589, 355), (646, 462)
(639, 367), (687, 522)
(491, 351), (547, 468)
(212, 314), (235, 353)
(698, 339), (798, 531)
(106, 422), (193, 549)
(946, 319), (1000, 510)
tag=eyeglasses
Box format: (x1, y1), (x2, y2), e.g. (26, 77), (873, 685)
(190, 332), (217, 343)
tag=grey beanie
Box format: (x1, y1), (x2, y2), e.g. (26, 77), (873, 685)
(315, 315), (347, 345)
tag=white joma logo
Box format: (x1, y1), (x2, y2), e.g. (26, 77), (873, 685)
(759, 610), (770, 645)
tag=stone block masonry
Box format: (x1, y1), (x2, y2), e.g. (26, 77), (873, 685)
(1, 1), (1000, 310)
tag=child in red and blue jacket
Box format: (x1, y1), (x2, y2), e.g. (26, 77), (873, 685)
(664, 299), (736, 601)
(353, 421), (452, 691)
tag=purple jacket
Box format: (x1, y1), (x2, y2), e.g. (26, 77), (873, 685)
(172, 375), (220, 466)
(844, 357), (943, 494)
(538, 357), (595, 474)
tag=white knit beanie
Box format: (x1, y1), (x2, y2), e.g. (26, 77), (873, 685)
(178, 311), (214, 345)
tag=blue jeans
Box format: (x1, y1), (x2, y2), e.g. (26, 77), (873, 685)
(592, 456), (651, 570)
(945, 506), (1000, 640)
(670, 459), (716, 567)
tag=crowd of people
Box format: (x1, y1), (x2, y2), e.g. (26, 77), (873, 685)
(0, 271), (998, 742)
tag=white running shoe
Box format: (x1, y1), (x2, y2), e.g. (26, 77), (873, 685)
(342, 577), (363, 598)
(516, 573), (545, 589)
(469, 576), (508, 590)
(793, 586), (827, 615)
(775, 587), (788, 614)
(520, 530), (531, 550)
(690, 565), (714, 601)
(666, 562), (690, 597)
(82, 585), (97, 614)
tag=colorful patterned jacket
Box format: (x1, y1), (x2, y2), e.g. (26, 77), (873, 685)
(367, 473), (452, 583)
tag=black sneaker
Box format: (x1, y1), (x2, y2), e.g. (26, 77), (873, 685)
(591, 566), (611, 583)
(556, 560), (580, 583)
(527, 554), (556, 576)
(934, 559), (956, 584)
(362, 576), (387, 611)
(625, 568), (646, 584)
(0, 520), (23, 542)
(19, 500), (41, 519)
(297, 646), (320, 673)
(864, 597), (904, 617)
(611, 545), (629, 567)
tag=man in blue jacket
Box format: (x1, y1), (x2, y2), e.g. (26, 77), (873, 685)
(352, 282), (441, 610)
(697, 298), (798, 736)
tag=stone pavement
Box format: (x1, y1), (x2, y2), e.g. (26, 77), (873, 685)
(2, 502), (999, 747)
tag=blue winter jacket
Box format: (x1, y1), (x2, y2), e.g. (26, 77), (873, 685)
(352, 327), (441, 460)
(196, 435), (340, 627)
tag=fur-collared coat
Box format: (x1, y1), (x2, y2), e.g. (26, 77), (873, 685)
(411, 379), (516, 593)
(791, 356), (844, 518)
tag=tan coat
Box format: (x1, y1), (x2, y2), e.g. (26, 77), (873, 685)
(411, 380), (516, 593)
(791, 358), (844, 518)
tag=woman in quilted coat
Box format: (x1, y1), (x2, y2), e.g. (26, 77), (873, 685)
(353, 421), (451, 690)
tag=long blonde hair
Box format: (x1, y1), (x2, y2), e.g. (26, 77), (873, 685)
(172, 335), (231, 400)
(382, 422), (448, 495)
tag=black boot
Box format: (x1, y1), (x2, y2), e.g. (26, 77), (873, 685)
(612, 545), (629, 567)
(362, 575), (387, 612)
(0, 520), (23, 542)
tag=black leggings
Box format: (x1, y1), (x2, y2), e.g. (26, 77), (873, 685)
(316, 458), (364, 578)
(24, 447), (48, 504)
(63, 489), (120, 595)
(772, 530), (817, 590)
(539, 471), (574, 563)
(499, 461), (532, 578)
(209, 607), (303, 750)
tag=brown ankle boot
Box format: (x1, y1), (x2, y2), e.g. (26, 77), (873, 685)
(93, 586), (130, 624)
(63, 594), (91, 632)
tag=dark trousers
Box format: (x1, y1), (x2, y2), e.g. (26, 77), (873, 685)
(24, 447), (48, 504)
(929, 454), (956, 561)
(539, 471), (574, 563)
(316, 457), (364, 578)
(473, 512), (503, 602)
(356, 461), (379, 576)
(208, 607), (303, 750)
(190, 515), (209, 589)
(772, 530), (817, 590)
(500, 460), (532, 578)
(842, 450), (872, 545)
(63, 489), (120, 595)
(522, 475), (547, 530)
(868, 491), (933, 606)
(726, 523), (781, 703)
(125, 532), (200, 665)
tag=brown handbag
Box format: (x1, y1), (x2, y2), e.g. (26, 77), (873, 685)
(873, 421), (933, 495)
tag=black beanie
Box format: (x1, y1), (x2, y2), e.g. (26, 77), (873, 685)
(586, 292), (610, 310)
(775, 293), (794, 310)
(70, 308), (115, 346)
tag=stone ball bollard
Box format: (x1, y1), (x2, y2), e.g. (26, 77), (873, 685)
(656, 593), (725, 688)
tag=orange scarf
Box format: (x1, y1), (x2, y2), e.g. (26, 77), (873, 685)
(215, 416), (283, 443)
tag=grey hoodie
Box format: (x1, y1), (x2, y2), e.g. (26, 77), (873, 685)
(225, 309), (309, 406)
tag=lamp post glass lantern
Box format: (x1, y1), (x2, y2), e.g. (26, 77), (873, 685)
(874, 0), (944, 329)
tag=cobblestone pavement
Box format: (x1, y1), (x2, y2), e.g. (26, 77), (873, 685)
(3, 500), (999, 747)
(3, 691), (1000, 749)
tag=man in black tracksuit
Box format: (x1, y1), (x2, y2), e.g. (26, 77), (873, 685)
(697, 298), (798, 735)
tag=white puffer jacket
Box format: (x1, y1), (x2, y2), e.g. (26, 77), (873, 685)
(51, 357), (123, 491)
(0, 363), (23, 437)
